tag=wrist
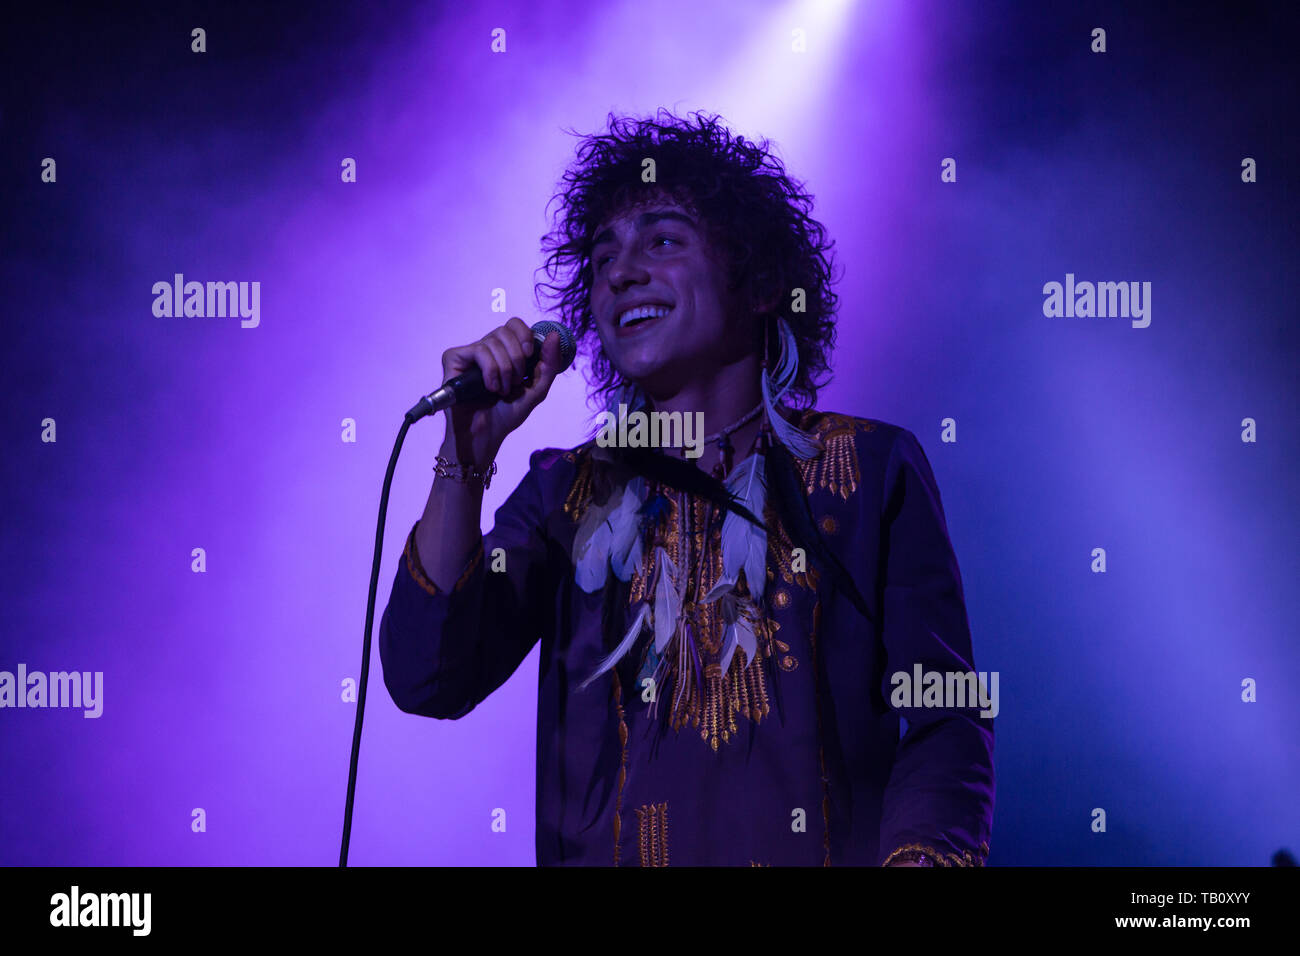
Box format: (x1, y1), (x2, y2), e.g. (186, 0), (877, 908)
(434, 453), (498, 490)
(440, 424), (501, 462)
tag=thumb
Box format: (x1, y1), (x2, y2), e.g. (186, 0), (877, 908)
(523, 331), (562, 400)
(541, 328), (565, 370)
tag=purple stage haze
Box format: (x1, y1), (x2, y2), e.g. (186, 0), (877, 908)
(1, 0), (1296, 866)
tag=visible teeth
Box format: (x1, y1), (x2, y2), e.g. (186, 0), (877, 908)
(619, 305), (671, 327)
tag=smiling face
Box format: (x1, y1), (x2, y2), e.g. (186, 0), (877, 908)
(588, 196), (756, 398)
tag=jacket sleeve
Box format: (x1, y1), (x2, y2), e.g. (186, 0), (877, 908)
(874, 428), (995, 866)
(378, 449), (559, 719)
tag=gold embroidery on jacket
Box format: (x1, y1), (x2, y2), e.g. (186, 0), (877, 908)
(563, 450), (596, 523)
(404, 525), (483, 597)
(634, 802), (670, 867)
(769, 501), (821, 591)
(793, 412), (868, 500)
(563, 413), (889, 751)
(625, 491), (796, 751)
(881, 841), (990, 867)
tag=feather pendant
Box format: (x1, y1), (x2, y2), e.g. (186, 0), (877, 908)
(717, 593), (738, 674)
(719, 598), (760, 674)
(652, 546), (681, 654)
(681, 620), (704, 708)
(572, 491), (620, 593)
(719, 624), (737, 676)
(700, 572), (737, 605)
(734, 608), (758, 671)
(700, 451), (769, 605)
(580, 600), (650, 690)
(608, 477), (647, 581)
(720, 451), (768, 604)
(719, 591), (739, 675)
(573, 476), (647, 591)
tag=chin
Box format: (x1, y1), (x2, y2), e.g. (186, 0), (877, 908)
(612, 360), (666, 388)
(605, 343), (666, 377)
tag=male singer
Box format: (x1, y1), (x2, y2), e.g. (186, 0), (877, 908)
(379, 110), (995, 866)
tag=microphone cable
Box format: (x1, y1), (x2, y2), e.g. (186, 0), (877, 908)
(339, 414), (414, 866)
(339, 320), (573, 865)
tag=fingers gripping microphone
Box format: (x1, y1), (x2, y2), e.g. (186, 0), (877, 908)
(404, 320), (577, 423)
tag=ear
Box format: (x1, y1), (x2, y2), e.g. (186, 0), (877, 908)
(752, 278), (782, 315)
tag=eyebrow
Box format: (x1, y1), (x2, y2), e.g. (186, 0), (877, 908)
(590, 210), (697, 250)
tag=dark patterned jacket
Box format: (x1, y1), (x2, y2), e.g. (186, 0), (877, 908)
(379, 411), (995, 866)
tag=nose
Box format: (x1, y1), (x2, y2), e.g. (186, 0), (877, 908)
(606, 245), (650, 293)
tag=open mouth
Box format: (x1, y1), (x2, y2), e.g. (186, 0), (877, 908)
(617, 304), (672, 332)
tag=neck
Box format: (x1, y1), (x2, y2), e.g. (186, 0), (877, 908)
(641, 352), (766, 473)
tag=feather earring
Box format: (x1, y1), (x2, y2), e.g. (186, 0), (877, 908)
(761, 315), (823, 460)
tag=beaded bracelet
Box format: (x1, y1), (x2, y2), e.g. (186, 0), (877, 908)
(434, 455), (497, 490)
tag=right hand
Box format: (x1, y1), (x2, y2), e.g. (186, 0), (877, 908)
(439, 316), (565, 467)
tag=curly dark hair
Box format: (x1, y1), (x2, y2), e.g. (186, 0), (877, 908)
(534, 109), (839, 413)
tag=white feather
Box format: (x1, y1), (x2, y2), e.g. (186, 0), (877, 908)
(579, 601), (651, 690)
(700, 573), (737, 604)
(653, 546), (680, 654)
(768, 316), (799, 402)
(608, 477), (646, 582)
(734, 606), (758, 669)
(720, 622), (738, 675)
(573, 476), (647, 592)
(762, 318), (823, 460)
(573, 491), (620, 593)
(717, 594), (739, 674)
(763, 376), (823, 459)
(721, 451), (768, 604)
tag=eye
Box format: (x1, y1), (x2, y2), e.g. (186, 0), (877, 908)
(653, 235), (679, 248)
(593, 254), (614, 271)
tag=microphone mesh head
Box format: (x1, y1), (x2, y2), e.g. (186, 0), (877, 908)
(531, 320), (577, 371)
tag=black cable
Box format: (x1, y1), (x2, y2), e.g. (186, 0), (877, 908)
(340, 414), (414, 866)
